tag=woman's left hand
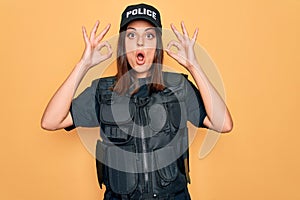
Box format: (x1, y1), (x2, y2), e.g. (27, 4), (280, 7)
(166, 22), (199, 70)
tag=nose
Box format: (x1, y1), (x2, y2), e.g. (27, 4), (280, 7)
(137, 35), (144, 47)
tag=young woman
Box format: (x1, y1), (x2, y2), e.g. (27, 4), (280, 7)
(41, 3), (233, 200)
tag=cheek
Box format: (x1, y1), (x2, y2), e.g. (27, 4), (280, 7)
(125, 39), (136, 53)
(145, 40), (157, 61)
(125, 52), (135, 66)
(146, 48), (156, 62)
(144, 39), (157, 49)
(125, 40), (135, 64)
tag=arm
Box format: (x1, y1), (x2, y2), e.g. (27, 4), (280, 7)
(41, 21), (112, 131)
(166, 22), (233, 133)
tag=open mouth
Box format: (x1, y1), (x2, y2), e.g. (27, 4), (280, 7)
(136, 51), (146, 65)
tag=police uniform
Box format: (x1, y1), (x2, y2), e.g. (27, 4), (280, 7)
(65, 3), (207, 200)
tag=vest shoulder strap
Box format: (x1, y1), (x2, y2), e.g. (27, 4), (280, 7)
(162, 72), (188, 101)
(96, 76), (116, 90)
(163, 72), (188, 86)
(95, 76), (116, 99)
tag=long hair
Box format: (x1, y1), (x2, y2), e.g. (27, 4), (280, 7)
(113, 26), (164, 95)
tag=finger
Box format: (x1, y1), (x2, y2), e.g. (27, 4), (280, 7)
(98, 41), (113, 60)
(181, 21), (189, 37)
(104, 41), (113, 55)
(165, 48), (181, 61)
(167, 40), (183, 51)
(90, 20), (100, 41)
(96, 24), (111, 42)
(192, 28), (199, 43)
(82, 26), (90, 45)
(97, 41), (112, 53)
(170, 23), (183, 42)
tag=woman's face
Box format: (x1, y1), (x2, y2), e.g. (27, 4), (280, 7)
(125, 20), (157, 78)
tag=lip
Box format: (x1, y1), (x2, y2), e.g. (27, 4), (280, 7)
(135, 50), (146, 65)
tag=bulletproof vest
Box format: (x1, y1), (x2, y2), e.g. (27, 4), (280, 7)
(95, 72), (191, 199)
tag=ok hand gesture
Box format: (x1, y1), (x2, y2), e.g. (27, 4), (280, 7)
(80, 20), (113, 70)
(166, 22), (199, 70)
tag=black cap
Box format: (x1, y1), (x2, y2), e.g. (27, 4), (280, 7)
(120, 3), (162, 32)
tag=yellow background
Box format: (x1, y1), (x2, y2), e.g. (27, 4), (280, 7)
(0, 0), (299, 199)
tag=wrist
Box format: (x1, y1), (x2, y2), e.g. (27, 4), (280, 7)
(186, 59), (200, 71)
(75, 60), (91, 75)
(77, 59), (92, 71)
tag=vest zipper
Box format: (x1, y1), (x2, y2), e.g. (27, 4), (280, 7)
(140, 109), (149, 193)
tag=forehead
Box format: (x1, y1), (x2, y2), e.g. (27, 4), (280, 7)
(126, 20), (155, 30)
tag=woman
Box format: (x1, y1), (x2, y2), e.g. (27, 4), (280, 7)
(41, 3), (233, 200)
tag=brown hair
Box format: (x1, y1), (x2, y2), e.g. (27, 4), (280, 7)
(113, 26), (164, 95)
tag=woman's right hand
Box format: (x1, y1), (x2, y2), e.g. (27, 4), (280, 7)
(80, 20), (113, 70)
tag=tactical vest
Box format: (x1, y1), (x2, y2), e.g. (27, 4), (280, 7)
(95, 72), (191, 199)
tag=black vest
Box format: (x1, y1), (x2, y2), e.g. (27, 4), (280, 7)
(95, 72), (191, 198)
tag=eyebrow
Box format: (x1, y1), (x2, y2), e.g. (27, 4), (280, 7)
(126, 27), (156, 31)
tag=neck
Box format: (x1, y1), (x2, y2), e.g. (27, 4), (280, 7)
(130, 71), (151, 79)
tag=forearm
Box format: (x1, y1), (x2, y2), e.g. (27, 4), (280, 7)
(41, 60), (89, 130)
(188, 63), (233, 133)
(166, 22), (232, 132)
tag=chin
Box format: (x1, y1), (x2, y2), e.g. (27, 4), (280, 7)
(131, 65), (152, 77)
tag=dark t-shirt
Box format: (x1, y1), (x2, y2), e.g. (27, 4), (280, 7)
(65, 74), (207, 131)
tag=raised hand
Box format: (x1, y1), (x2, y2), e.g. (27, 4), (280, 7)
(166, 22), (199, 70)
(41, 21), (113, 131)
(80, 20), (113, 70)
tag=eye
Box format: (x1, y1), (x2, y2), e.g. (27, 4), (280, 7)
(145, 32), (155, 40)
(127, 32), (136, 39)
